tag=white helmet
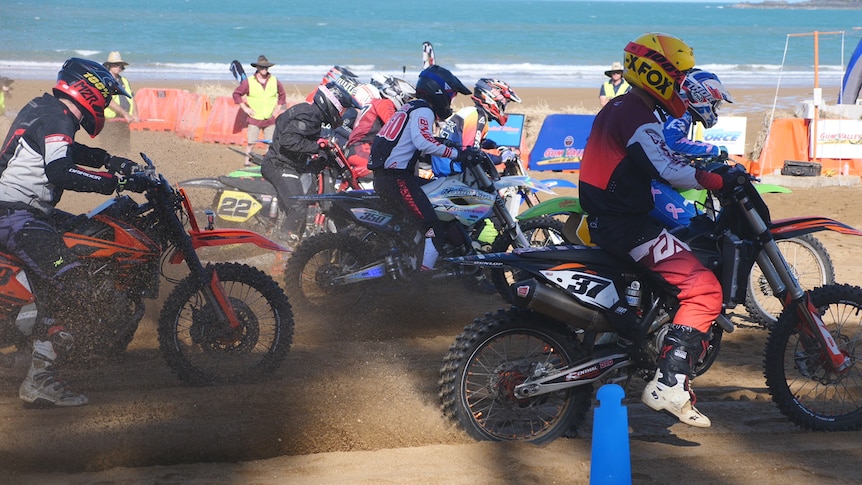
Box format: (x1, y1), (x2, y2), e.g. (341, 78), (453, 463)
(370, 72), (416, 108)
(681, 69), (733, 129)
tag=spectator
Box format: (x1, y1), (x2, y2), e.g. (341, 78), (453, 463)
(599, 61), (631, 107)
(0, 76), (12, 116)
(233, 55), (287, 166)
(102, 52), (139, 155)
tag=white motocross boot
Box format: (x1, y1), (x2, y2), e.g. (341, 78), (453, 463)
(642, 369), (710, 428)
(641, 324), (711, 428)
(19, 339), (88, 407)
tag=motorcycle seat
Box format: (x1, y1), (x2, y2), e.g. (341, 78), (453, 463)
(519, 245), (633, 269)
(217, 175), (278, 197)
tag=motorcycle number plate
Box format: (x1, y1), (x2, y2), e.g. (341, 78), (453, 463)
(351, 208), (393, 227)
(216, 190), (263, 222)
(540, 270), (620, 309)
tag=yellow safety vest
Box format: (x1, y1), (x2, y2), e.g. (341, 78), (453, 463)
(247, 74), (279, 121)
(105, 76), (134, 119)
(0, 91), (5, 113)
(601, 79), (631, 99)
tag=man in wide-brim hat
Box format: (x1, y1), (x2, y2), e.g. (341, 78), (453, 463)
(233, 55), (287, 166)
(599, 61), (631, 107)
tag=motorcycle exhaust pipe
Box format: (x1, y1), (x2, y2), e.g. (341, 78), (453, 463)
(511, 279), (612, 332)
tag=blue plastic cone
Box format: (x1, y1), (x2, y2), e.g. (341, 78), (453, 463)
(590, 383), (632, 485)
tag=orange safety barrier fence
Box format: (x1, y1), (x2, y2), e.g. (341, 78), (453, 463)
(175, 93), (212, 142)
(130, 88), (188, 132)
(756, 118), (861, 177)
(202, 96), (248, 145)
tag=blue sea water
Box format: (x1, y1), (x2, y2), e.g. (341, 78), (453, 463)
(1, 0), (859, 89)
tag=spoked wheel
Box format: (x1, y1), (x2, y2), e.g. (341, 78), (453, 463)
(764, 284), (862, 431)
(158, 262), (293, 386)
(490, 216), (565, 302)
(745, 234), (835, 328)
(440, 308), (591, 444)
(283, 232), (374, 309)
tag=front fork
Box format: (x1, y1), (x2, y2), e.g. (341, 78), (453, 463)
(739, 189), (850, 372)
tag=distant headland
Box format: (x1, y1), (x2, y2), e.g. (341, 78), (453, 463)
(731, 0), (860, 8)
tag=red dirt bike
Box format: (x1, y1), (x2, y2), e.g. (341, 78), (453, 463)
(439, 158), (862, 442)
(0, 154), (294, 386)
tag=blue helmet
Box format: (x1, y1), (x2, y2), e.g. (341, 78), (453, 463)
(415, 65), (470, 120)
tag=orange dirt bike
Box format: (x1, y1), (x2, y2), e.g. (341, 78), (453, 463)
(439, 158), (862, 443)
(0, 154), (293, 386)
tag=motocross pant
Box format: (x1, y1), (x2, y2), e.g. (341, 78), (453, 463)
(0, 207), (89, 340)
(587, 214), (722, 333)
(372, 169), (467, 255)
(260, 159), (314, 236)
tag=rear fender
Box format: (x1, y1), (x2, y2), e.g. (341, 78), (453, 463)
(177, 178), (229, 191)
(769, 216), (862, 240)
(517, 196), (584, 220)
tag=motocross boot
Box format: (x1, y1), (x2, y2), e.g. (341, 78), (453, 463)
(641, 324), (710, 428)
(19, 331), (88, 408)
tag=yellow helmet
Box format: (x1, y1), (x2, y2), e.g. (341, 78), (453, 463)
(623, 33), (695, 118)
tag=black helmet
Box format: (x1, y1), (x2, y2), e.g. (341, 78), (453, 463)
(312, 81), (360, 127)
(53, 58), (129, 137)
(415, 65), (470, 120)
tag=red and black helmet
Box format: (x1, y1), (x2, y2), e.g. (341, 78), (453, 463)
(53, 58), (129, 137)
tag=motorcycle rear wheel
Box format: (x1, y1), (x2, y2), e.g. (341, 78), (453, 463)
(764, 284), (862, 431)
(439, 308), (591, 444)
(489, 216), (565, 302)
(745, 234), (835, 328)
(283, 232), (375, 310)
(158, 262), (293, 386)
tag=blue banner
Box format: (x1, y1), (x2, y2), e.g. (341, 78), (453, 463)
(485, 113), (525, 149)
(528, 114), (596, 171)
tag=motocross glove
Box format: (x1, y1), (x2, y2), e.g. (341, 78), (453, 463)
(105, 156), (142, 176)
(117, 173), (151, 193)
(500, 149), (517, 165)
(317, 137), (330, 149)
(714, 145), (729, 161)
(456, 147), (482, 167)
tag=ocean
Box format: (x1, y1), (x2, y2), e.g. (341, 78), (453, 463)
(1, 0), (859, 90)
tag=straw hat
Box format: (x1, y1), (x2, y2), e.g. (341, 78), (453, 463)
(103, 51), (129, 67)
(251, 55), (275, 69)
(604, 61), (624, 77)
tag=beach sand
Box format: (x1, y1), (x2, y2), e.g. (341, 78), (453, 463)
(2, 79), (861, 484)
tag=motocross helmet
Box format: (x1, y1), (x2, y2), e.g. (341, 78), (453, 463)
(415, 65), (471, 120)
(312, 81), (360, 127)
(370, 73), (416, 109)
(471, 78), (521, 126)
(53, 58), (130, 137)
(680, 69), (733, 129)
(623, 33), (695, 118)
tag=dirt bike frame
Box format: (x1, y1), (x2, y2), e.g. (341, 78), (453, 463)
(451, 161), (862, 397)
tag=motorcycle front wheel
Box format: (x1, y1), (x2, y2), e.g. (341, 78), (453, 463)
(764, 284), (862, 431)
(158, 262), (293, 386)
(745, 234), (835, 328)
(283, 232), (375, 310)
(490, 216), (565, 302)
(439, 308), (591, 444)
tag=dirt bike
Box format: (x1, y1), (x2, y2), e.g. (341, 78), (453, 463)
(516, 176), (835, 328)
(438, 158), (862, 443)
(0, 154), (294, 386)
(179, 136), (372, 247)
(282, 149), (566, 309)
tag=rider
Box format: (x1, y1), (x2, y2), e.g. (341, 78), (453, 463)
(429, 78), (522, 178)
(663, 69), (734, 158)
(260, 81), (358, 244)
(0, 58), (148, 407)
(579, 33), (738, 428)
(368, 64), (473, 271)
(344, 73), (416, 179)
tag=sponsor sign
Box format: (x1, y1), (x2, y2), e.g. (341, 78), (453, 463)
(701, 116), (747, 156)
(486, 113), (525, 149)
(810, 119), (862, 159)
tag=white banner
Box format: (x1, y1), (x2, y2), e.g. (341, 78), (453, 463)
(811, 119), (862, 159)
(701, 116), (747, 156)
